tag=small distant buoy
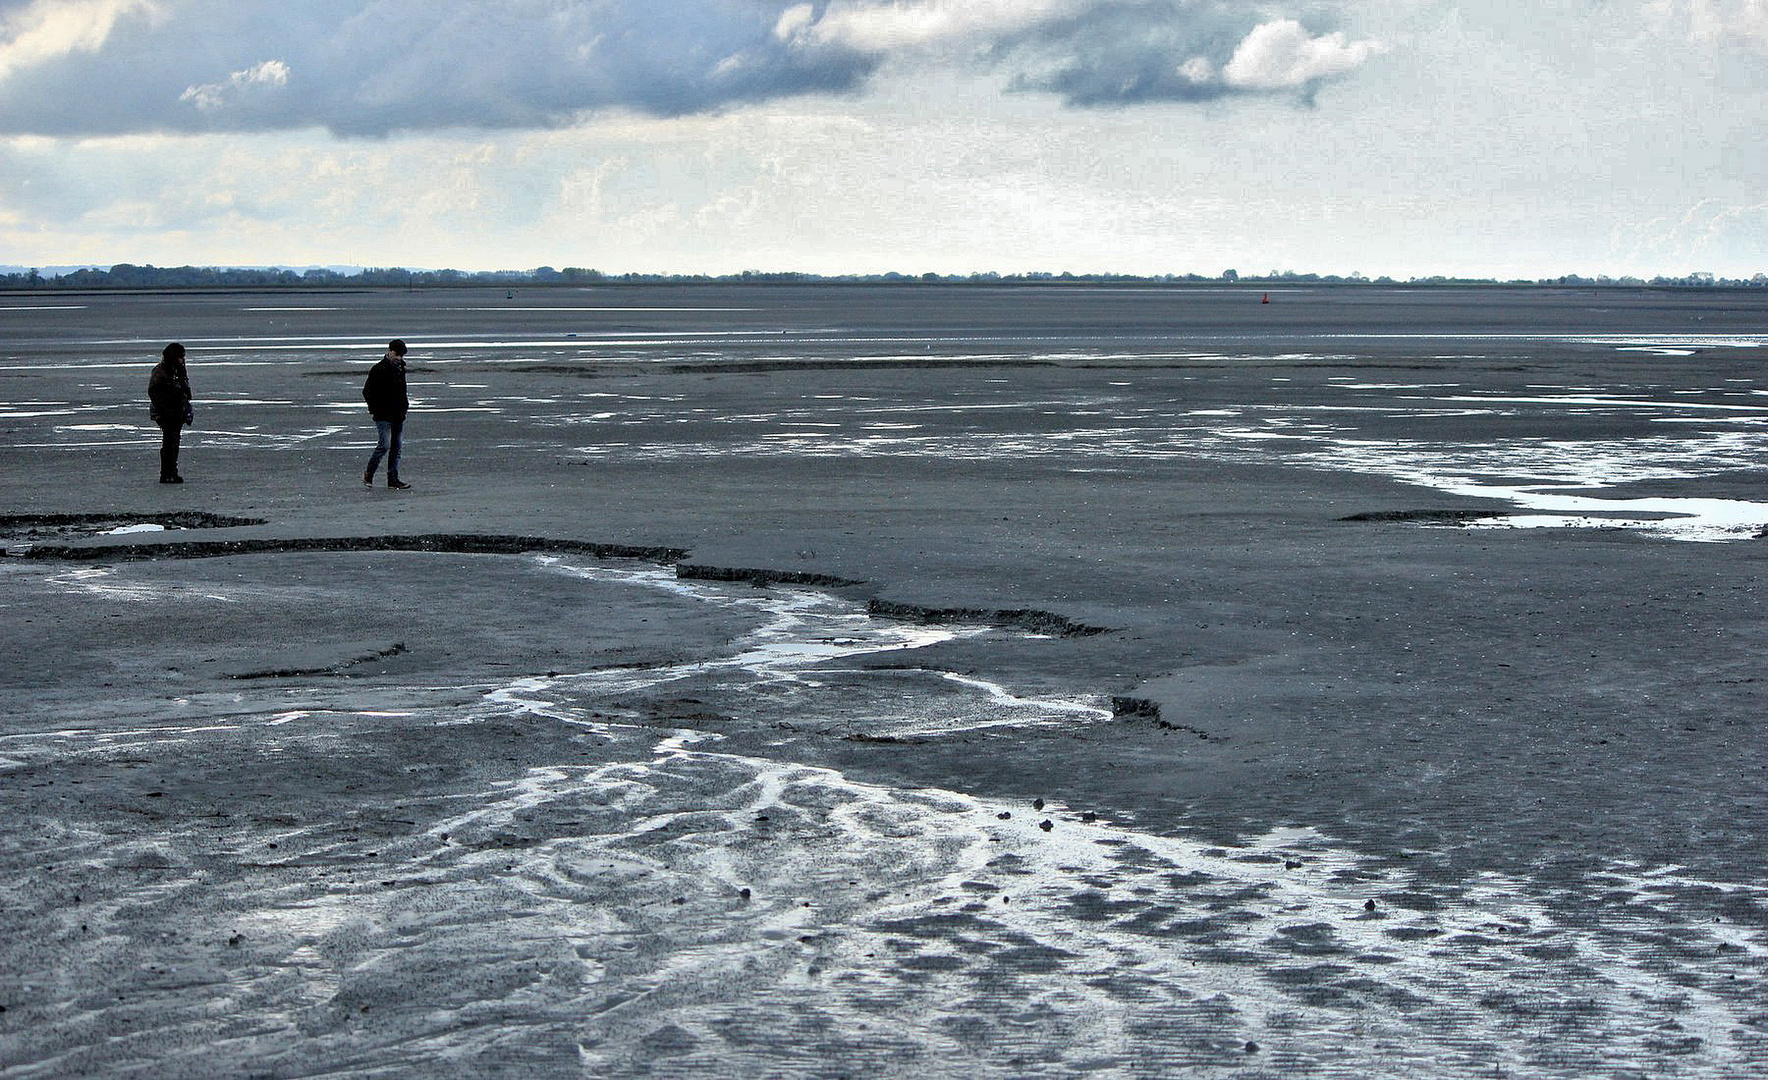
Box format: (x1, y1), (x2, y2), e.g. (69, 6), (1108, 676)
(1261, 293), (1270, 304)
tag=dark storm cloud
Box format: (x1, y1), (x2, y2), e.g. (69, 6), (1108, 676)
(0, 0), (878, 137)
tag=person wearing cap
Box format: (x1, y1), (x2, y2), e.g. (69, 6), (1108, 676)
(362, 339), (412, 489)
(147, 342), (193, 483)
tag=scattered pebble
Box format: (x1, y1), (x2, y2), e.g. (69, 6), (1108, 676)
(1364, 899), (1377, 911)
(997, 812), (1011, 820)
(1033, 798), (1045, 810)
(739, 887), (751, 900)
(1039, 820), (1053, 832)
(1245, 1041), (1259, 1054)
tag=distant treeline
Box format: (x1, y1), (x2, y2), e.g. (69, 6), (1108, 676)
(3, 263), (1765, 290)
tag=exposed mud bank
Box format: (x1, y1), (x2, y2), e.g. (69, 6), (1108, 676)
(12, 530), (1118, 647)
(0, 512), (265, 530)
(0, 512), (267, 552)
(513, 357), (1063, 378)
(674, 563), (866, 588)
(1110, 695), (1161, 719)
(227, 642), (408, 680)
(866, 598), (1110, 637)
(14, 533), (689, 564)
(1339, 508), (1510, 524)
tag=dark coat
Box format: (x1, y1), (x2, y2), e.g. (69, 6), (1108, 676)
(148, 359), (191, 427)
(362, 356), (409, 422)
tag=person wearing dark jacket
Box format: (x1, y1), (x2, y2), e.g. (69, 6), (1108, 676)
(147, 342), (193, 483)
(362, 339), (411, 489)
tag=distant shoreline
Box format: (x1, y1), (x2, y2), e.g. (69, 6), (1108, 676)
(4, 273), (1765, 296)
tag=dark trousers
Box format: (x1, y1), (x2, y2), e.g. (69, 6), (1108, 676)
(157, 421), (182, 480)
(366, 418), (403, 482)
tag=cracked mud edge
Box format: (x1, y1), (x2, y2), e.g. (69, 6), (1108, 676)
(866, 599), (1110, 638)
(674, 563), (866, 588)
(14, 532), (1115, 640)
(14, 534), (690, 564)
(0, 512), (267, 539)
(1340, 509), (1512, 524)
(1110, 696), (1218, 739)
(228, 643), (407, 680)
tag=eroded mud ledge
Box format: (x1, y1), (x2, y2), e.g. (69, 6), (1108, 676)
(0, 512), (267, 529)
(865, 598), (1110, 637)
(11, 529), (1115, 638)
(1339, 508), (1510, 524)
(15, 533), (688, 564)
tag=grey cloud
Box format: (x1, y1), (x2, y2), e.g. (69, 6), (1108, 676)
(0, 0), (1380, 137)
(0, 0), (877, 137)
(989, 2), (1382, 106)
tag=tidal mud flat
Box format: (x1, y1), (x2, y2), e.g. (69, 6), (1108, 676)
(2, 284), (1766, 1076)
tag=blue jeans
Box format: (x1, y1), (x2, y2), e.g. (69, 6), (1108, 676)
(365, 419), (402, 482)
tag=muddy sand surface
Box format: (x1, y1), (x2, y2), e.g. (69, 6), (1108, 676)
(1, 284), (1766, 1077)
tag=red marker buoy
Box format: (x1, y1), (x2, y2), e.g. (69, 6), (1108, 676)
(1261, 293), (1270, 304)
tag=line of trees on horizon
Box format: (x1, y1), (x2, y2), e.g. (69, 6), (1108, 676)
(3, 263), (1765, 291)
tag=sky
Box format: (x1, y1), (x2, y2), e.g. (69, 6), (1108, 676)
(0, 0), (1763, 279)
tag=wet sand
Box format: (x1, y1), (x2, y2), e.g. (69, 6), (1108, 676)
(2, 284), (1766, 1076)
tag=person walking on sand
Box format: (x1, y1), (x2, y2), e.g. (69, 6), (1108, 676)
(147, 342), (193, 483)
(362, 339), (412, 489)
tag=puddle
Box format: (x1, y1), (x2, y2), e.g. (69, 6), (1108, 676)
(1294, 426), (1768, 542)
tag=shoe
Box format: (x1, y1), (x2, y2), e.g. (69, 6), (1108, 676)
(363, 471), (374, 487)
(388, 479), (411, 490)
(160, 475), (183, 484)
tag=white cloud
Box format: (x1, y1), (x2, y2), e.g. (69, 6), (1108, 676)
(1611, 197), (1768, 270)
(798, 0), (1086, 52)
(0, 0), (158, 81)
(1222, 19), (1386, 90)
(180, 59), (290, 112)
(1177, 56), (1216, 85)
(1647, 0), (1768, 47)
(773, 3), (816, 43)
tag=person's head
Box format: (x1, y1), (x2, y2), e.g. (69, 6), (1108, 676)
(163, 342), (185, 364)
(387, 339), (407, 357)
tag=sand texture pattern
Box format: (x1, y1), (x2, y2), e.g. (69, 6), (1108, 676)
(1, 284), (1766, 1077)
